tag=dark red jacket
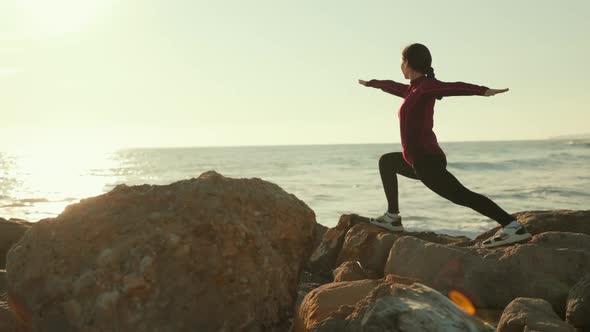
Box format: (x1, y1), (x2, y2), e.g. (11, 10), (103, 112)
(367, 76), (489, 166)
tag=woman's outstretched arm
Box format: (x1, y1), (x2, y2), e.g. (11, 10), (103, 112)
(359, 79), (409, 98)
(422, 79), (492, 98)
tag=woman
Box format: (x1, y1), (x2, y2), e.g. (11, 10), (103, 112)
(359, 43), (531, 248)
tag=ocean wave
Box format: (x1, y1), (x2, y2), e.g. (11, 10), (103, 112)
(1, 203), (27, 208)
(547, 152), (580, 158)
(525, 186), (590, 197)
(494, 186), (590, 199)
(310, 194), (339, 202)
(448, 155), (586, 171)
(564, 140), (590, 147)
(19, 198), (50, 203)
(407, 215), (431, 221)
(448, 161), (510, 171)
(0, 198), (51, 207)
(447, 161), (513, 171)
(0, 197), (78, 208)
(502, 158), (563, 168)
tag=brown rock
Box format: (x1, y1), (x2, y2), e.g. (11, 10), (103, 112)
(566, 273), (590, 329)
(311, 222), (328, 254)
(6, 170), (317, 331)
(340, 223), (471, 278)
(0, 218), (32, 269)
(332, 261), (367, 282)
(307, 214), (472, 279)
(497, 297), (576, 332)
(383, 273), (422, 285)
(0, 299), (20, 332)
(293, 278), (382, 332)
(295, 277), (494, 332)
(294, 271), (331, 312)
(335, 223), (396, 278)
(384, 232), (590, 317)
(475, 209), (590, 241)
(1, 269), (24, 332)
(306, 214), (365, 277)
(292, 272), (421, 326)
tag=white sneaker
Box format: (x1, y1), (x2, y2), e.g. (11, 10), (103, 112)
(369, 212), (404, 232)
(480, 223), (532, 248)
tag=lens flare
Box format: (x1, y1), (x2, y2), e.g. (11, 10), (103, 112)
(448, 290), (476, 315)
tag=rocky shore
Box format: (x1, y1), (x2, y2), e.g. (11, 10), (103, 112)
(297, 211), (590, 331)
(0, 171), (588, 331)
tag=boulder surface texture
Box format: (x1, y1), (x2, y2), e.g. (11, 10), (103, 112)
(6, 170), (317, 331)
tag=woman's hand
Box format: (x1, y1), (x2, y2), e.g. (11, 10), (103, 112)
(358, 79), (370, 87)
(483, 88), (509, 96)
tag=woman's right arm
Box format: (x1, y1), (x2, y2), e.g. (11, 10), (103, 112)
(359, 79), (409, 98)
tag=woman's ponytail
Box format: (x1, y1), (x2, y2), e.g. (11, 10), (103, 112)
(425, 66), (435, 78)
(426, 67), (442, 99)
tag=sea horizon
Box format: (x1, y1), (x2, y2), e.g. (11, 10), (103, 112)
(2, 138), (588, 239)
(88, 135), (590, 151)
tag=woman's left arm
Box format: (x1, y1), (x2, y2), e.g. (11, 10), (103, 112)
(423, 79), (491, 98)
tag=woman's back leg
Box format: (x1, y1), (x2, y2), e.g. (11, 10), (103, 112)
(414, 160), (514, 227)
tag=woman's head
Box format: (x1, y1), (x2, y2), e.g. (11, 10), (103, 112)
(401, 43), (435, 80)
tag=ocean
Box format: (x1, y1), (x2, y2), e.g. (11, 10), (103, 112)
(1, 139), (588, 239)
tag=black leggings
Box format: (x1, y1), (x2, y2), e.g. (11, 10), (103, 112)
(378, 152), (514, 226)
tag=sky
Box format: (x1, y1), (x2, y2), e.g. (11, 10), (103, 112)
(1, 0), (589, 149)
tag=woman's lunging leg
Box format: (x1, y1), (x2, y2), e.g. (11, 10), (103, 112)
(415, 161), (514, 226)
(378, 152), (419, 214)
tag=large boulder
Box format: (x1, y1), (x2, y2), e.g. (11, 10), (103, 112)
(497, 297), (575, 332)
(0, 218), (32, 269)
(6, 170), (317, 331)
(384, 232), (590, 317)
(294, 275), (494, 332)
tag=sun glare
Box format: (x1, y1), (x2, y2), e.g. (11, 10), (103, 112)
(448, 290), (476, 315)
(2, 141), (120, 221)
(16, 0), (113, 36)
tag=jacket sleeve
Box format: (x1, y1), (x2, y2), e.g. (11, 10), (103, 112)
(366, 79), (409, 98)
(423, 79), (489, 98)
